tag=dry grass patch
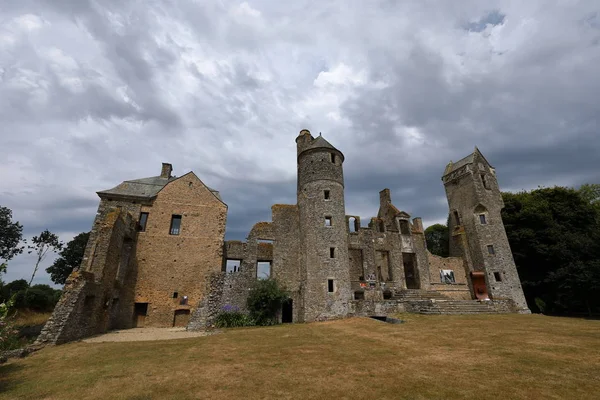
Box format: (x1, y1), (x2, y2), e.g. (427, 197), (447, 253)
(1, 314), (599, 400)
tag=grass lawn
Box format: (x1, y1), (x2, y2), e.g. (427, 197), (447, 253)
(1, 314), (599, 400)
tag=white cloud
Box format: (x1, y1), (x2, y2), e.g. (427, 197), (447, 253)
(1, 0), (599, 286)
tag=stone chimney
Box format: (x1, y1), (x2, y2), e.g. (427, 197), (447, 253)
(379, 188), (391, 206)
(161, 163), (172, 178)
(412, 217), (424, 233)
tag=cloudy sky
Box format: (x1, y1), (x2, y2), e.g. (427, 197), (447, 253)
(1, 0), (599, 287)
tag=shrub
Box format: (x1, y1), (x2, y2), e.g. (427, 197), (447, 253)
(246, 279), (288, 326)
(23, 285), (60, 312)
(214, 309), (254, 328)
(0, 298), (20, 351)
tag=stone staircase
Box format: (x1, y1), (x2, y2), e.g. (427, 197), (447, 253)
(392, 290), (501, 315)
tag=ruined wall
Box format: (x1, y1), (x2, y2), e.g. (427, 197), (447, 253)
(272, 204), (302, 322)
(36, 209), (137, 344)
(133, 172), (227, 327)
(427, 251), (471, 300)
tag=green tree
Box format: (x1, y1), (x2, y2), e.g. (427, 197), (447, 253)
(424, 223), (449, 257)
(27, 230), (63, 286)
(0, 279), (28, 302)
(502, 186), (600, 314)
(246, 279), (288, 326)
(0, 206), (24, 284)
(46, 232), (89, 285)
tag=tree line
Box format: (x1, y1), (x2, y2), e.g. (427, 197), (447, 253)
(425, 184), (600, 316)
(0, 205), (89, 310)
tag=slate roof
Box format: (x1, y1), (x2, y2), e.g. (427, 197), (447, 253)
(301, 135), (345, 160)
(97, 174), (222, 200)
(443, 147), (492, 177)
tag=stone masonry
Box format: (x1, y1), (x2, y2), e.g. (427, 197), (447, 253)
(41, 129), (529, 344)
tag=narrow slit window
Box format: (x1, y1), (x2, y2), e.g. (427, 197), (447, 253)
(479, 214), (487, 224)
(138, 212), (149, 232)
(487, 245), (495, 255)
(481, 173), (490, 190)
(170, 215), (182, 235)
(453, 211), (461, 226)
(172, 292), (178, 299)
(330, 247), (336, 258)
(330, 153), (336, 164)
(327, 279), (334, 293)
(494, 272), (502, 282)
(325, 216), (332, 227)
(324, 190), (330, 200)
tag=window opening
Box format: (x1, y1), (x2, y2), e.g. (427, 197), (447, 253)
(226, 259), (241, 273)
(324, 190), (330, 200)
(487, 245), (495, 255)
(453, 211), (461, 226)
(138, 212), (149, 232)
(440, 270), (456, 284)
(481, 173), (490, 190)
(325, 216), (332, 227)
(257, 261), (272, 279)
(327, 279), (335, 293)
(479, 214), (487, 224)
(378, 220), (385, 232)
(330, 153), (336, 164)
(399, 219), (410, 235)
(354, 291), (365, 300)
(172, 292), (178, 299)
(179, 296), (188, 305)
(348, 217), (358, 232)
(330, 247), (336, 258)
(170, 215), (182, 235)
(494, 272), (502, 282)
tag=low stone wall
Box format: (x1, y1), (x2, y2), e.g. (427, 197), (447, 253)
(348, 300), (407, 316)
(187, 269), (255, 330)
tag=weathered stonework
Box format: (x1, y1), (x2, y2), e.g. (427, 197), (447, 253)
(42, 131), (528, 344)
(38, 165), (227, 344)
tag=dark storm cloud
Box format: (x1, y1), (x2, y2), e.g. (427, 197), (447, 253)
(1, 0), (599, 287)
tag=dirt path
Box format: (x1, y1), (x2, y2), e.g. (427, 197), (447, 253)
(82, 327), (218, 343)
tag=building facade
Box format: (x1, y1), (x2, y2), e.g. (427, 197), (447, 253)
(38, 129), (529, 344)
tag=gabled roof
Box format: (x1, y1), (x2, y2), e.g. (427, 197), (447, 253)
(97, 174), (222, 201)
(443, 147), (493, 177)
(306, 136), (338, 152)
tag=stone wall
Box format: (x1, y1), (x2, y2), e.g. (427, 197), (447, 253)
(133, 172), (227, 327)
(427, 251), (471, 299)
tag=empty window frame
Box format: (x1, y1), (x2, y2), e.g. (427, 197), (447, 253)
(493, 272), (502, 282)
(170, 215), (182, 235)
(479, 214), (487, 224)
(327, 279), (335, 293)
(180, 295), (188, 305)
(325, 216), (332, 227)
(257, 261), (272, 280)
(487, 245), (495, 255)
(440, 269), (456, 284)
(330, 247), (336, 258)
(399, 219), (410, 235)
(172, 292), (178, 299)
(330, 153), (336, 164)
(378, 220), (385, 232)
(348, 217), (358, 233)
(226, 259), (241, 273)
(453, 211), (461, 226)
(324, 190), (330, 200)
(138, 212), (149, 232)
(481, 173), (491, 190)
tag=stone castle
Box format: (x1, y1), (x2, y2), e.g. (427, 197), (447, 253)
(37, 129), (529, 344)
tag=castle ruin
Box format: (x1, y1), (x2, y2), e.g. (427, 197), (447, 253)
(37, 130), (529, 345)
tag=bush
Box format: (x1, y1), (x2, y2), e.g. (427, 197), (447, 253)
(214, 309), (254, 328)
(247, 279), (288, 326)
(0, 298), (20, 351)
(22, 285), (61, 312)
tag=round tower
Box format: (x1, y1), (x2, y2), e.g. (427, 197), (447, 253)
(296, 130), (351, 322)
